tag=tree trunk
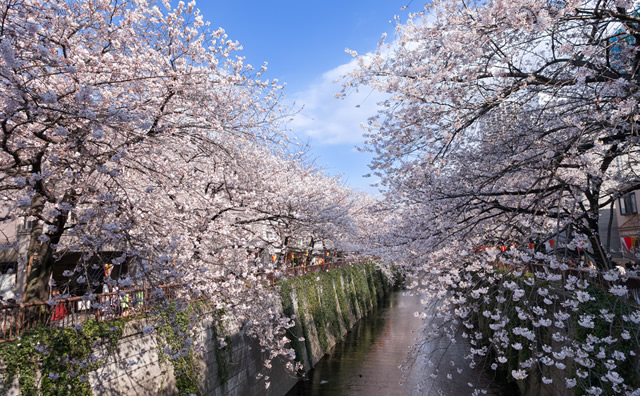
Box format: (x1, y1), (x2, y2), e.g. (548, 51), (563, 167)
(22, 194), (52, 303)
(305, 237), (314, 266)
(22, 191), (74, 303)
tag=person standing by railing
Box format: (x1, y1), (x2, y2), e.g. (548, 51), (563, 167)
(50, 289), (67, 323)
(120, 290), (130, 316)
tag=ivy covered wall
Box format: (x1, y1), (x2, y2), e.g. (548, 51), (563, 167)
(278, 262), (393, 369)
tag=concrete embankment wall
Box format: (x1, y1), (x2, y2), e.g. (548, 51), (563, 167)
(0, 262), (392, 396)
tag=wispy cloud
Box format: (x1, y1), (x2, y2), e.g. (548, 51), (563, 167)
(286, 58), (387, 146)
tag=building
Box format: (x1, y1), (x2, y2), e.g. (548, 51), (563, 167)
(615, 191), (640, 262)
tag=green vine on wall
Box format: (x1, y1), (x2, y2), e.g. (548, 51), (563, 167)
(0, 318), (128, 396)
(319, 272), (342, 340)
(279, 280), (307, 370)
(330, 269), (353, 327)
(211, 323), (233, 387)
(348, 265), (372, 313)
(313, 284), (330, 351)
(277, 262), (390, 370)
(344, 268), (360, 316)
(154, 301), (205, 396)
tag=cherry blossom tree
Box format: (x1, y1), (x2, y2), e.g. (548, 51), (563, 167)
(346, 0), (640, 268)
(346, 0), (640, 393)
(0, 0), (289, 301)
(0, 1), (374, 386)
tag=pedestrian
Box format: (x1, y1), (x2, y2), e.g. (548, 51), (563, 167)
(51, 289), (67, 323)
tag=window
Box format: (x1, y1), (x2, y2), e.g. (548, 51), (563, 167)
(0, 262), (16, 275)
(619, 192), (638, 215)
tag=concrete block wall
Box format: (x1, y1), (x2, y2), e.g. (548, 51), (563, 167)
(90, 320), (178, 395)
(89, 311), (300, 396)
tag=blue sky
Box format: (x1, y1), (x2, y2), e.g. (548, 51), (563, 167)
(194, 1), (418, 194)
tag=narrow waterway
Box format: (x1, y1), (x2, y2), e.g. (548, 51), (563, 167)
(286, 291), (504, 396)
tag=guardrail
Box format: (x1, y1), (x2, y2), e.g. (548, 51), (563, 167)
(282, 257), (363, 277)
(256, 257), (367, 284)
(0, 283), (183, 343)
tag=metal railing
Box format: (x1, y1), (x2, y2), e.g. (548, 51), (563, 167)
(0, 283), (183, 343)
(282, 257), (361, 278)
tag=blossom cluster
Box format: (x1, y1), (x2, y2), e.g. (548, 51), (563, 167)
(416, 247), (640, 395)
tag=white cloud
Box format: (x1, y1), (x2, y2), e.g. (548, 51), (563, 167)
(286, 58), (387, 146)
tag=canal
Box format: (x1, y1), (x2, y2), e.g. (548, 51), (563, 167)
(287, 291), (504, 396)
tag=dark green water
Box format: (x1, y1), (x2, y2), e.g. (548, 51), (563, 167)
(286, 292), (503, 396)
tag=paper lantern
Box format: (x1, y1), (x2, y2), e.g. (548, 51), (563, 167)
(545, 240), (555, 251)
(622, 237), (634, 251)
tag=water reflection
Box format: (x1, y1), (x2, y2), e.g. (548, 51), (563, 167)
(286, 292), (503, 396)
